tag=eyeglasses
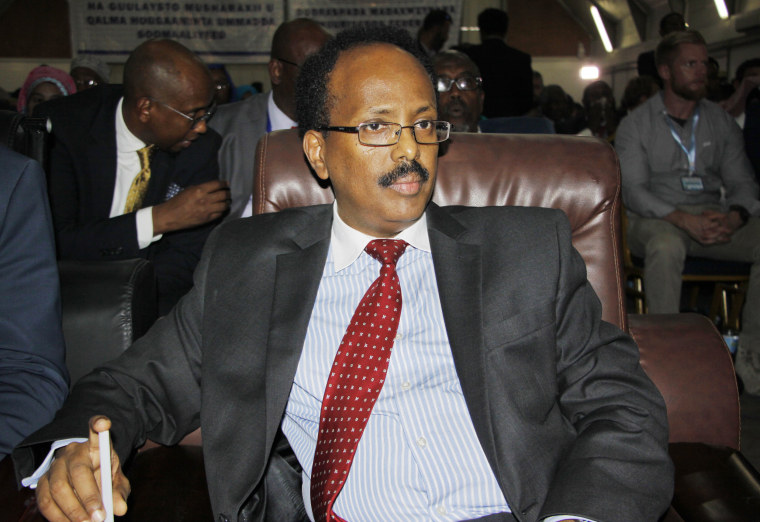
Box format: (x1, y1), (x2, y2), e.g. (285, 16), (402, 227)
(436, 75), (483, 93)
(75, 79), (99, 90)
(149, 97), (217, 127)
(319, 120), (451, 146)
(214, 80), (230, 91)
(276, 57), (300, 68)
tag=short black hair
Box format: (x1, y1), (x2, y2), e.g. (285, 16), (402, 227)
(477, 8), (508, 37)
(735, 58), (760, 83)
(296, 24), (434, 137)
(422, 9), (452, 31)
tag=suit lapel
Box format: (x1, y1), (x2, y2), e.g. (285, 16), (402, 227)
(426, 204), (500, 478)
(264, 208), (332, 451)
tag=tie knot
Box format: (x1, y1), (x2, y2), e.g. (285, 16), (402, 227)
(365, 239), (408, 268)
(137, 144), (154, 164)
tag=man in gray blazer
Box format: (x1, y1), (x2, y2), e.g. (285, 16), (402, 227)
(15, 26), (672, 522)
(210, 19), (331, 220)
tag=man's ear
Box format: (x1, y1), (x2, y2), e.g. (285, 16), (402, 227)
(269, 59), (283, 86)
(136, 97), (152, 123)
(658, 63), (671, 83)
(303, 130), (329, 180)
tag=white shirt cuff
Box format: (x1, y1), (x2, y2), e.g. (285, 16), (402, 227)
(21, 438), (88, 489)
(136, 207), (162, 249)
(241, 195), (253, 218)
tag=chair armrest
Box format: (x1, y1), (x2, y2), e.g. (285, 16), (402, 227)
(59, 259), (158, 386)
(629, 313), (741, 449)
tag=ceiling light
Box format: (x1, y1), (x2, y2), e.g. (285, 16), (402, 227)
(714, 0), (730, 19)
(590, 5), (613, 53)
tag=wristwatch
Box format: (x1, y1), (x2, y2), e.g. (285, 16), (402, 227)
(729, 205), (750, 225)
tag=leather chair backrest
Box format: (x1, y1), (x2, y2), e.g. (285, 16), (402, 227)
(253, 130), (626, 330)
(59, 258), (158, 386)
(0, 110), (49, 169)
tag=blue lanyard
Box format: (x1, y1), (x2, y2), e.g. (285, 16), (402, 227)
(266, 112), (272, 133)
(665, 106), (700, 176)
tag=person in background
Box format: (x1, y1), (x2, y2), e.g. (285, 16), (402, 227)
(235, 84), (258, 100)
(0, 145), (69, 459)
(540, 84), (586, 134)
(577, 80), (617, 142)
(37, 39), (229, 315)
(209, 18), (332, 220)
(16, 65), (76, 115)
(416, 9), (452, 58)
(637, 11), (687, 86)
(432, 50), (483, 132)
(620, 75), (660, 115)
(70, 55), (110, 92)
(616, 30), (760, 394)
(463, 8), (533, 118)
(720, 58), (760, 128)
(208, 64), (235, 105)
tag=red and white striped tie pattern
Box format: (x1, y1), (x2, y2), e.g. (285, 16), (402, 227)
(310, 238), (408, 522)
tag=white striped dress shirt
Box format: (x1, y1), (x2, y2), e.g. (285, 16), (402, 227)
(281, 204), (510, 521)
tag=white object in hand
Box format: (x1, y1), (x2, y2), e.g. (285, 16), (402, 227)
(98, 430), (114, 522)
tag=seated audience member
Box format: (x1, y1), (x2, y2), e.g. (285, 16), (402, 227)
(210, 18), (331, 220)
(637, 12), (686, 86)
(14, 25), (672, 522)
(208, 64), (235, 105)
(416, 9), (452, 57)
(70, 55), (110, 92)
(36, 39), (229, 315)
(433, 50), (483, 132)
(540, 84), (586, 134)
(524, 69), (545, 116)
(616, 30), (760, 394)
(16, 65), (76, 115)
(620, 75), (660, 115)
(720, 58), (760, 128)
(577, 80), (617, 142)
(235, 84), (257, 100)
(0, 145), (68, 459)
(706, 57), (734, 104)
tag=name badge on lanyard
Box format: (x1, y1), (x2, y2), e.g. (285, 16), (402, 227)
(666, 108), (702, 191)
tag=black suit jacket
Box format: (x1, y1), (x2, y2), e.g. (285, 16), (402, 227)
(36, 85), (222, 313)
(14, 204), (673, 521)
(463, 39), (533, 118)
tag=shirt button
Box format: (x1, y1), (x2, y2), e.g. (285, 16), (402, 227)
(401, 381), (411, 391)
(395, 331), (403, 340)
(417, 437), (427, 448)
(437, 505), (447, 515)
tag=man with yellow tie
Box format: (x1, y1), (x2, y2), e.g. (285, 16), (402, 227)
(37, 39), (230, 314)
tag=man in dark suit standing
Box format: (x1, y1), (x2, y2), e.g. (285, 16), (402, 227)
(37, 39), (230, 314)
(0, 145), (68, 459)
(15, 27), (671, 522)
(462, 8), (533, 118)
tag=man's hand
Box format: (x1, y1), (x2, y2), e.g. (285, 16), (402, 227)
(152, 180), (230, 235)
(665, 209), (733, 245)
(35, 416), (130, 522)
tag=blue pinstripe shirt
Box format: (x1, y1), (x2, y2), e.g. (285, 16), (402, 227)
(281, 204), (510, 521)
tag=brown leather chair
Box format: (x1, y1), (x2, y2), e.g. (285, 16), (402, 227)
(253, 129), (760, 521)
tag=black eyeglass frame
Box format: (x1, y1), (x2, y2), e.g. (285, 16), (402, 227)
(148, 97), (217, 128)
(318, 120), (451, 146)
(436, 75), (483, 93)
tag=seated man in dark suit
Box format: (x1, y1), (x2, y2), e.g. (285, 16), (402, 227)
(37, 39), (230, 314)
(0, 145), (68, 459)
(15, 26), (672, 522)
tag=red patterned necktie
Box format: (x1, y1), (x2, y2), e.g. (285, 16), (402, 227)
(310, 238), (408, 522)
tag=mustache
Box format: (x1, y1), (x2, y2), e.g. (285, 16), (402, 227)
(378, 160), (430, 188)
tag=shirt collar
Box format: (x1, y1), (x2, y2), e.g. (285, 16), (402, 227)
(330, 201), (431, 272)
(115, 97), (148, 152)
(267, 91), (297, 131)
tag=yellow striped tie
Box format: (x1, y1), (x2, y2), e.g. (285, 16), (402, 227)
(123, 145), (154, 213)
